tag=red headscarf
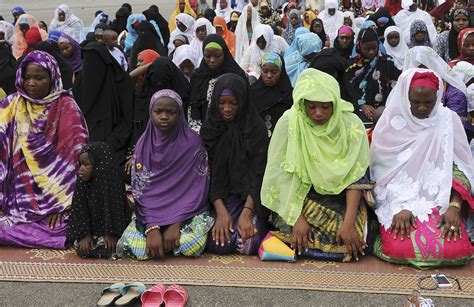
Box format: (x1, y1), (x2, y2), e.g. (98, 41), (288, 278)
(385, 0), (402, 17)
(138, 49), (160, 65)
(410, 71), (440, 90)
(23, 27), (43, 56)
(450, 28), (474, 66)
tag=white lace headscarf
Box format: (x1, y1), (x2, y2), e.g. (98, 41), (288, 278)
(371, 68), (474, 230)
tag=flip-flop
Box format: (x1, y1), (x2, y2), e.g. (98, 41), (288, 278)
(163, 284), (189, 307)
(114, 282), (146, 306)
(97, 283), (125, 306)
(141, 284), (167, 307)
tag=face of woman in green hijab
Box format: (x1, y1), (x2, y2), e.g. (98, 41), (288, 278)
(304, 100), (333, 125)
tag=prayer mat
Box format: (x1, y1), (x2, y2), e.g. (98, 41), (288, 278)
(0, 247), (472, 298)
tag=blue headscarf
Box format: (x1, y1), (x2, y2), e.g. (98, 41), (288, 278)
(11, 7), (25, 25)
(284, 27), (309, 58)
(124, 14), (164, 53)
(285, 32), (322, 86)
(48, 30), (63, 43)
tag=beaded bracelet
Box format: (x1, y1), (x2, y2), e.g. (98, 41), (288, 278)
(145, 225), (160, 235)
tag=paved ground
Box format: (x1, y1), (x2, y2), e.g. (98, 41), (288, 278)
(0, 0), (176, 26)
(0, 281), (473, 306)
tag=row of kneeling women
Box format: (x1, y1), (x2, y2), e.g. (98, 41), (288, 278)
(0, 49), (473, 270)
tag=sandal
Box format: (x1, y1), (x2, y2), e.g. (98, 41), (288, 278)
(97, 283), (125, 306)
(163, 284), (188, 307)
(114, 282), (146, 306)
(141, 284), (167, 307)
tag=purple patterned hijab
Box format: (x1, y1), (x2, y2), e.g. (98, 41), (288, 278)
(16, 50), (68, 104)
(58, 33), (82, 73)
(132, 89), (209, 228)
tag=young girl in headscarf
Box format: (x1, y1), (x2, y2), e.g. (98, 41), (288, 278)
(190, 18), (216, 63)
(383, 26), (409, 70)
(172, 44), (200, 80)
(449, 28), (474, 67)
(58, 33), (83, 76)
(283, 9), (302, 45)
(250, 52), (293, 137)
(202, 73), (269, 256)
(168, 13), (196, 54)
(261, 69), (372, 262)
(214, 16), (236, 57)
(215, 0), (233, 22)
(120, 90), (213, 260)
(334, 25), (355, 60)
(240, 24), (278, 78)
(346, 28), (401, 125)
(12, 14), (47, 59)
(258, 0), (282, 27)
(435, 9), (471, 63)
(49, 4), (84, 43)
(67, 142), (132, 258)
(310, 18), (330, 48)
(407, 20), (433, 48)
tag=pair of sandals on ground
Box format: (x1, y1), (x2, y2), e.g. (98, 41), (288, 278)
(97, 282), (188, 306)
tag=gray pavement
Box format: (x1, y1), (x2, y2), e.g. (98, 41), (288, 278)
(0, 282), (473, 306)
(0, 0), (178, 26)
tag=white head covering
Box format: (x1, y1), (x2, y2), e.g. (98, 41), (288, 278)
(173, 44), (199, 81)
(402, 0), (414, 10)
(343, 11), (356, 32)
(394, 0), (437, 44)
(80, 11), (109, 42)
(235, 4), (261, 64)
(215, 0), (233, 23)
(403, 46), (467, 96)
(168, 13), (195, 53)
(383, 26), (409, 70)
(49, 4), (84, 43)
(0, 21), (15, 44)
(371, 68), (474, 230)
(452, 61), (474, 112)
(190, 18), (216, 63)
(318, 0), (345, 46)
(248, 24), (275, 68)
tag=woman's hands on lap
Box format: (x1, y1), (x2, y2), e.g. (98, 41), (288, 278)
(291, 214), (313, 255)
(146, 229), (165, 258)
(163, 222), (182, 252)
(212, 199), (234, 246)
(390, 209), (416, 240)
(336, 224), (366, 261)
(438, 207), (463, 242)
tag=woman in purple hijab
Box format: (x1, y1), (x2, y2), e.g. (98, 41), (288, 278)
(58, 33), (82, 76)
(128, 89), (213, 259)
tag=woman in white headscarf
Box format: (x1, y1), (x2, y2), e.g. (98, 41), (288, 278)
(215, 0), (233, 23)
(318, 0), (345, 47)
(190, 18), (216, 63)
(172, 44), (200, 81)
(371, 68), (474, 269)
(49, 4), (84, 43)
(393, 0), (437, 44)
(168, 13), (195, 54)
(240, 24), (277, 78)
(383, 26), (409, 70)
(235, 4), (261, 64)
(0, 21), (15, 44)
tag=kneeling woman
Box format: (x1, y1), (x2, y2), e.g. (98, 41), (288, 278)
(371, 69), (474, 269)
(121, 90), (213, 259)
(261, 69), (372, 262)
(201, 73), (270, 255)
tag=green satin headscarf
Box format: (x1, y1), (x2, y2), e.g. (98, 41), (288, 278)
(260, 68), (370, 226)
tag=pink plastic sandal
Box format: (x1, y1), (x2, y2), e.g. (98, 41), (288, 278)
(141, 284), (167, 307)
(163, 284), (189, 307)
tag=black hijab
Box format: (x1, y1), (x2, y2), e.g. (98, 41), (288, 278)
(310, 18), (327, 46)
(204, 9), (216, 23)
(143, 6), (170, 47)
(189, 34), (247, 121)
(310, 48), (358, 113)
(368, 7), (395, 41)
(122, 3), (132, 13)
(33, 41), (74, 90)
(0, 41), (17, 95)
(250, 55), (293, 134)
(449, 9), (472, 60)
(200, 73), (269, 215)
(110, 7), (130, 34)
(67, 142), (132, 244)
(129, 21), (168, 71)
(132, 57), (191, 144)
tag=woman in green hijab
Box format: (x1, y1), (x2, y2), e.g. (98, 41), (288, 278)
(261, 68), (373, 262)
